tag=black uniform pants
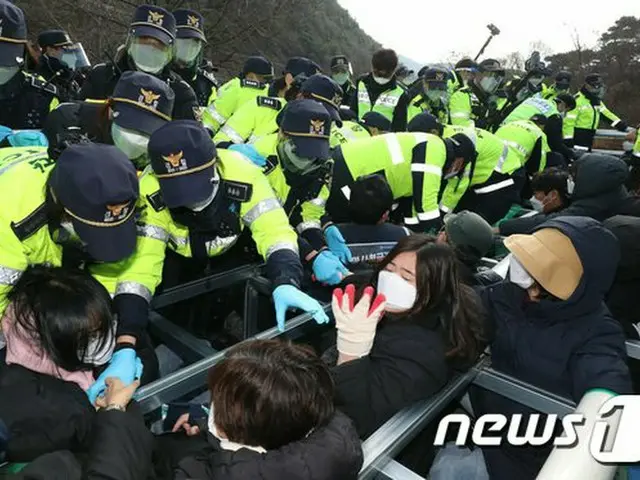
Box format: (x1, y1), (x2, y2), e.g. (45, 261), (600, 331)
(456, 171), (520, 225)
(326, 149), (356, 224)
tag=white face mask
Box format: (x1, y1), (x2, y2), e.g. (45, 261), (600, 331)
(175, 38), (202, 66)
(332, 73), (349, 85)
(111, 123), (150, 160)
(0, 66), (20, 85)
(530, 197), (545, 213)
(567, 177), (575, 195)
(207, 403), (267, 454)
(373, 75), (391, 85)
(508, 255), (535, 290)
(128, 42), (171, 74)
(82, 321), (117, 366)
(479, 76), (500, 94)
(377, 270), (417, 311)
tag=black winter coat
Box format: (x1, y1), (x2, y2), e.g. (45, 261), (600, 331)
(471, 216), (633, 480)
(172, 411), (363, 480)
(499, 154), (631, 235)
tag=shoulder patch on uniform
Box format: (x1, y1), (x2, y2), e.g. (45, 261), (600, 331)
(11, 203), (48, 242)
(241, 79), (265, 89)
(262, 155), (279, 175)
(28, 75), (58, 95)
(223, 180), (253, 202)
(147, 191), (166, 212)
(256, 96), (282, 110)
(201, 70), (217, 85)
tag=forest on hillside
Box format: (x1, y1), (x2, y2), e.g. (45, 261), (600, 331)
(19, 0), (381, 78)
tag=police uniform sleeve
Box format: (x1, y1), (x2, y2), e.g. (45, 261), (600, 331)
(407, 142), (444, 232)
(440, 171), (471, 215)
(109, 178), (171, 337)
(563, 106), (578, 145)
(78, 64), (110, 101)
(239, 159), (303, 289)
(0, 220), (28, 318)
(599, 102), (627, 131)
(213, 100), (255, 145)
(391, 92), (411, 132)
(547, 114), (575, 160)
(449, 90), (475, 127)
(203, 79), (238, 132)
(297, 184), (331, 251)
(169, 77), (199, 121)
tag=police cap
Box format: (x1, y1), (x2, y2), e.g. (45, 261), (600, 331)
(284, 56), (321, 78)
(49, 144), (139, 263)
(585, 73), (603, 87)
(301, 74), (344, 126)
(37, 29), (72, 49)
(407, 112), (443, 136)
(242, 55), (274, 78)
(330, 55), (350, 72)
(277, 99), (332, 159)
(361, 111), (391, 132)
(130, 5), (176, 46)
(455, 57), (478, 71)
(0, 0), (27, 67)
(555, 93), (576, 111)
(446, 132), (477, 164)
(478, 58), (504, 74)
(149, 120), (217, 209)
(111, 71), (175, 136)
(422, 67), (450, 89)
(173, 9), (206, 42)
(555, 70), (572, 84)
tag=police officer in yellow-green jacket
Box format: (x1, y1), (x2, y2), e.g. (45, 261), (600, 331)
(563, 73), (629, 152)
(405, 67), (452, 127)
(0, 143), (157, 404)
(541, 71), (572, 100)
(129, 119), (329, 334)
(330, 111), (387, 147)
(328, 130), (477, 232)
(212, 57), (320, 146)
(203, 55), (273, 133)
(495, 114), (550, 175)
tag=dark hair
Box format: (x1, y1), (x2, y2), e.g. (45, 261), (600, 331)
(348, 174), (394, 225)
(530, 167), (570, 204)
(374, 235), (486, 364)
(372, 49), (398, 73)
(208, 339), (334, 450)
(5, 265), (115, 372)
(626, 166), (640, 194)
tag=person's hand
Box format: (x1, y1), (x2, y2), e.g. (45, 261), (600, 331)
(332, 284), (386, 357)
(312, 251), (349, 285)
(272, 284), (329, 331)
(86, 348), (143, 406)
(229, 144), (267, 167)
(95, 377), (140, 410)
(324, 225), (353, 264)
(172, 413), (201, 436)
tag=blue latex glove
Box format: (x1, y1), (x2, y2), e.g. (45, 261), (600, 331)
(7, 130), (49, 147)
(312, 250), (349, 285)
(272, 284), (329, 332)
(86, 348), (143, 405)
(229, 143), (267, 167)
(0, 125), (12, 143)
(324, 225), (353, 264)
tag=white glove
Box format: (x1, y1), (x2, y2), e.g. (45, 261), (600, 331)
(332, 284), (386, 357)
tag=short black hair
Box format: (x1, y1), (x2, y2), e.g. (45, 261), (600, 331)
(531, 167), (570, 203)
(372, 49), (398, 73)
(348, 174), (394, 225)
(5, 265), (115, 373)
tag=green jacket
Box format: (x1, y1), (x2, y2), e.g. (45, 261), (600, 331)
(564, 91), (623, 150)
(330, 120), (371, 148)
(494, 119), (550, 172)
(356, 80), (405, 121)
(202, 77), (269, 132)
(213, 95), (285, 145)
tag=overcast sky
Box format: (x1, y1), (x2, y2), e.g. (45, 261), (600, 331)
(337, 0), (639, 66)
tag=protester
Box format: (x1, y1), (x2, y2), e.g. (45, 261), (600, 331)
(471, 216), (632, 479)
(529, 167), (571, 213)
(0, 265), (141, 462)
(331, 235), (486, 438)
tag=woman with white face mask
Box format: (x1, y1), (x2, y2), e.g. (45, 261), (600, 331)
(43, 70), (174, 168)
(330, 234), (487, 438)
(0, 265), (132, 463)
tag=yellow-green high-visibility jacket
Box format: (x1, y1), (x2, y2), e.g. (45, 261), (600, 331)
(253, 135), (331, 251)
(563, 91), (624, 151)
(503, 95), (559, 125)
(203, 77), (268, 133)
(121, 149), (299, 303)
(337, 132), (449, 230)
(356, 80), (405, 121)
(214, 95), (285, 146)
(634, 130), (640, 160)
(330, 120), (371, 148)
(494, 119), (550, 173)
(449, 87), (475, 127)
(540, 84), (570, 101)
(406, 94), (450, 125)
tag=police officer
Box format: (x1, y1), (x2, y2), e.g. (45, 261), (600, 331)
(330, 55), (356, 106)
(0, 0), (59, 131)
(171, 9), (217, 108)
(43, 71), (174, 169)
(405, 67), (452, 127)
(0, 143), (158, 402)
(564, 73), (629, 152)
(407, 111), (444, 136)
(328, 131), (477, 232)
(503, 93), (577, 163)
(35, 29), (82, 101)
(350, 48), (406, 129)
(203, 55), (274, 133)
(129, 120), (328, 332)
(212, 57), (319, 146)
(495, 114), (550, 176)
(80, 5), (199, 121)
(542, 70), (572, 100)
(449, 58), (505, 129)
(359, 111), (391, 136)
(452, 57), (478, 91)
